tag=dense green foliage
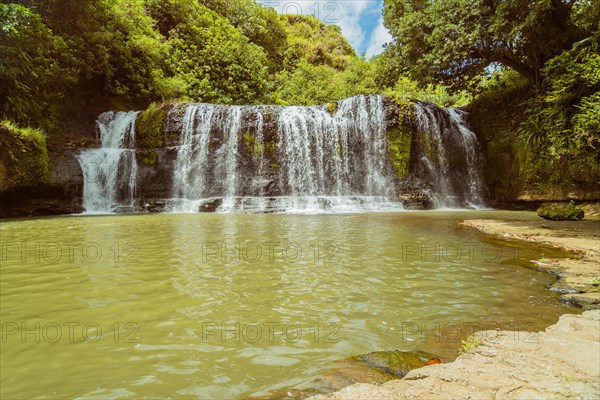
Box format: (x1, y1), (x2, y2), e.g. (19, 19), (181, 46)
(381, 0), (593, 90)
(384, 77), (471, 108)
(1, 0), (598, 200)
(0, 1), (371, 131)
(0, 0), (469, 127)
(521, 33), (600, 156)
(0, 4), (76, 131)
(381, 0), (600, 196)
(136, 103), (167, 148)
(537, 202), (585, 221)
(0, 120), (50, 190)
(271, 15), (379, 105)
(145, 0), (270, 104)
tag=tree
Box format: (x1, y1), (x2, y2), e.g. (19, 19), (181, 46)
(200, 0), (288, 73)
(146, 0), (269, 104)
(521, 30), (600, 157)
(382, 0), (585, 90)
(281, 15), (356, 71)
(0, 3), (77, 130)
(275, 59), (344, 105)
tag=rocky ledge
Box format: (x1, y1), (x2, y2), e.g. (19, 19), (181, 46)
(309, 310), (600, 399)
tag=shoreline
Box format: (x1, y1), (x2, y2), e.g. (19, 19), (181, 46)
(461, 218), (600, 310)
(308, 215), (600, 399)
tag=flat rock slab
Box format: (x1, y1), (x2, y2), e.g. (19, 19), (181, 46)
(309, 310), (600, 399)
(460, 219), (600, 257)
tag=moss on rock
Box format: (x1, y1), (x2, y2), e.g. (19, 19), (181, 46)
(351, 350), (434, 378)
(264, 140), (276, 156)
(0, 120), (51, 191)
(242, 131), (264, 158)
(327, 101), (338, 115)
(136, 103), (167, 148)
(387, 98), (416, 178)
(136, 149), (158, 166)
(388, 126), (412, 178)
(537, 202), (585, 221)
(270, 162), (280, 174)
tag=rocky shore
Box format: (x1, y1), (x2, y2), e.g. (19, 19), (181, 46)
(309, 310), (599, 400)
(308, 216), (600, 400)
(461, 218), (600, 310)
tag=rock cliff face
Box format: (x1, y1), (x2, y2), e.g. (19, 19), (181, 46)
(0, 120), (83, 218)
(0, 151), (83, 218)
(9, 94), (594, 217)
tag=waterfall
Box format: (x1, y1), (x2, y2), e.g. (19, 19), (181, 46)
(411, 102), (486, 208)
(171, 104), (214, 212)
(170, 104), (249, 212)
(77, 111), (139, 213)
(169, 95), (402, 213)
(275, 95), (396, 212)
(76, 95), (488, 214)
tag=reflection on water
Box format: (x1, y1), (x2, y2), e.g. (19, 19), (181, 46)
(0, 211), (576, 398)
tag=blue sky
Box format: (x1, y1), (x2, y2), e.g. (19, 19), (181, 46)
(257, 1), (392, 57)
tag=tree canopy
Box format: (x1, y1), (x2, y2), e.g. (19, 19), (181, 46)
(0, 1), (371, 130)
(1, 0), (598, 189)
(381, 0), (597, 90)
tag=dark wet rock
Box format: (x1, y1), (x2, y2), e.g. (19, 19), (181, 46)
(352, 350), (434, 378)
(0, 148), (84, 218)
(0, 184), (83, 218)
(548, 285), (580, 295)
(561, 293), (600, 310)
(254, 350), (437, 400)
(199, 197), (222, 212)
(114, 206), (136, 213)
(143, 200), (167, 213)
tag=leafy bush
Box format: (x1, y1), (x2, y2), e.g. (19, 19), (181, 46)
(385, 77), (471, 108)
(537, 202), (585, 221)
(135, 103), (167, 148)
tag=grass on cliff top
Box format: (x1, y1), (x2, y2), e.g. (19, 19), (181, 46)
(1, 120), (46, 145)
(0, 119), (51, 188)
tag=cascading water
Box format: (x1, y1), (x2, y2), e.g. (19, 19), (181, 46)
(77, 95), (487, 214)
(77, 111), (139, 213)
(169, 95), (402, 213)
(171, 104), (214, 212)
(410, 102), (486, 208)
(170, 104), (250, 212)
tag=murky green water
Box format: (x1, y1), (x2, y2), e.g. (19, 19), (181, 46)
(0, 211), (576, 398)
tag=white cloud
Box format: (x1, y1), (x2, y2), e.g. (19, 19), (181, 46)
(333, 1), (369, 51)
(365, 16), (392, 57)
